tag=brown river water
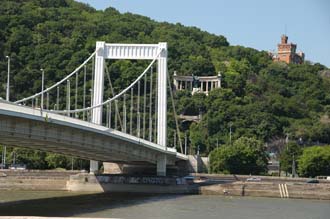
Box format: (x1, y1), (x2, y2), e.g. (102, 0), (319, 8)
(0, 191), (329, 219)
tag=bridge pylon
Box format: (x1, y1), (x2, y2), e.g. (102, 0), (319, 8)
(91, 41), (168, 176)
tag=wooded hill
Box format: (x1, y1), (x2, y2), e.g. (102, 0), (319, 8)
(1, 0), (329, 160)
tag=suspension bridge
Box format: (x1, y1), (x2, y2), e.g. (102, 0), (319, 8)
(0, 42), (187, 176)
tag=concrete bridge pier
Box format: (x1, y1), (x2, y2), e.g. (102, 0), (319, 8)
(157, 154), (167, 176)
(90, 161), (99, 174)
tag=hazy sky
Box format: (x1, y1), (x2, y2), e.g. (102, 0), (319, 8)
(77, 0), (330, 67)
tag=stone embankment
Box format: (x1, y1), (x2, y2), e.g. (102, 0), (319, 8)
(1, 170), (330, 200)
(194, 173), (330, 200)
(0, 170), (83, 190)
(199, 181), (330, 200)
(67, 173), (197, 194)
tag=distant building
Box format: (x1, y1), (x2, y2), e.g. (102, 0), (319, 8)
(173, 72), (222, 95)
(272, 35), (304, 64)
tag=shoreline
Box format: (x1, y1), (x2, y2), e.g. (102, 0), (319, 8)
(1, 170), (329, 200)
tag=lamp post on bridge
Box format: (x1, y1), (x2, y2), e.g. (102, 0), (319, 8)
(2, 56), (10, 168)
(5, 56), (10, 101)
(40, 68), (45, 111)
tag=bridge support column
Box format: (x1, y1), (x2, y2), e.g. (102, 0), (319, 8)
(90, 41), (106, 173)
(157, 42), (167, 148)
(90, 160), (99, 174)
(156, 43), (168, 176)
(157, 154), (167, 176)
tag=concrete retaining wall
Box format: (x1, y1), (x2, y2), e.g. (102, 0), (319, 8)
(186, 155), (209, 173)
(200, 182), (330, 200)
(67, 173), (197, 194)
(0, 170), (82, 191)
(1, 170), (329, 200)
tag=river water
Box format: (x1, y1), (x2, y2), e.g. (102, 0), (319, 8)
(0, 191), (329, 219)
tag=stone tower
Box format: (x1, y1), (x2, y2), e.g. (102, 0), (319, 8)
(273, 35), (304, 64)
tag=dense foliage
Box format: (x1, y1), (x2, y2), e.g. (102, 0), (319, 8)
(209, 137), (268, 175)
(279, 142), (302, 174)
(0, 147), (89, 170)
(0, 0), (329, 170)
(180, 62), (330, 155)
(298, 146), (330, 177)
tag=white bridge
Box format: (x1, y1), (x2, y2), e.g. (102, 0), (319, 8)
(0, 42), (187, 176)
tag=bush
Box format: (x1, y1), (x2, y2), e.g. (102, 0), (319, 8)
(298, 146), (330, 177)
(209, 137), (268, 175)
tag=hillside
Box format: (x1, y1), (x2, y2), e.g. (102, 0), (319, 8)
(1, 0), (330, 160)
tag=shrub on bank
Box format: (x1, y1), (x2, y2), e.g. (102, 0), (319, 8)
(209, 137), (268, 175)
(298, 146), (330, 177)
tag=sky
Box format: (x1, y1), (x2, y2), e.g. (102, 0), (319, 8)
(77, 0), (330, 67)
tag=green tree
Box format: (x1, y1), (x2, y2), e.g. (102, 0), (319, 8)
(0, 147), (48, 169)
(209, 137), (268, 175)
(189, 122), (209, 154)
(298, 146), (330, 177)
(45, 153), (71, 169)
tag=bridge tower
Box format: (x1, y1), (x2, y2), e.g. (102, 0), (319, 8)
(91, 41), (168, 176)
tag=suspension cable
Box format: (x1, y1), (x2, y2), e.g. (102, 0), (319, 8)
(143, 73), (147, 139)
(90, 55), (95, 121)
(15, 52), (96, 104)
(91, 55), (94, 108)
(130, 88), (133, 135)
(108, 101), (112, 128)
(167, 72), (183, 153)
(83, 65), (86, 120)
(123, 94), (127, 133)
(137, 80), (141, 138)
(46, 91), (49, 110)
(75, 72), (78, 118)
(47, 49), (162, 114)
(105, 62), (123, 129)
(56, 86), (60, 110)
(106, 102), (110, 128)
(149, 66), (153, 142)
(66, 79), (70, 117)
(114, 100), (118, 130)
(154, 66), (158, 143)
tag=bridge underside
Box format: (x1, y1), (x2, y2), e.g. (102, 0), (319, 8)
(0, 116), (150, 163)
(0, 114), (178, 165)
(0, 103), (186, 172)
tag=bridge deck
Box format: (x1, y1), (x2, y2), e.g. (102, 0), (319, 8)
(0, 101), (187, 165)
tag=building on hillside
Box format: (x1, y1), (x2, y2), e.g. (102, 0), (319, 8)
(271, 35), (304, 64)
(173, 71), (222, 96)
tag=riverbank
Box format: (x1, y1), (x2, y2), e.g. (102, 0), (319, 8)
(0, 170), (82, 190)
(66, 173), (330, 200)
(199, 181), (330, 200)
(195, 173), (330, 200)
(1, 170), (329, 200)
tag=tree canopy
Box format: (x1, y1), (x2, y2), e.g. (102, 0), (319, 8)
(298, 146), (330, 177)
(209, 137), (268, 175)
(0, 0), (329, 168)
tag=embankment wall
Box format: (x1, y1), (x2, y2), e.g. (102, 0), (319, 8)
(200, 182), (330, 200)
(1, 170), (329, 200)
(0, 170), (82, 191)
